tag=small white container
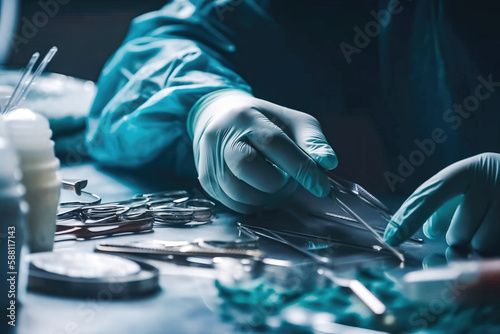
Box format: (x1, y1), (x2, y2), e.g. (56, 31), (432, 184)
(4, 108), (61, 253)
(0, 117), (29, 314)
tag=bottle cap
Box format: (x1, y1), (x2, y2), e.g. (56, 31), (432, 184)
(4, 108), (50, 130)
(4, 108), (54, 151)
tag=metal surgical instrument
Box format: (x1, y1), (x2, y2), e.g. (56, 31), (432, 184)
(2, 52), (39, 114)
(328, 174), (393, 217)
(55, 217), (154, 241)
(238, 223), (387, 315)
(58, 190), (215, 227)
(61, 179), (88, 196)
(237, 223), (393, 253)
(329, 182), (405, 263)
(95, 239), (265, 258)
(4, 47), (58, 114)
(311, 211), (424, 244)
(60, 178), (102, 207)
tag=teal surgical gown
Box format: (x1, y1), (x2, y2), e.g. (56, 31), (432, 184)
(86, 0), (500, 193)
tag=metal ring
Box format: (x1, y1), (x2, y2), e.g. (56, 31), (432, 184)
(147, 199), (177, 210)
(189, 207), (212, 221)
(185, 198), (216, 209)
(83, 204), (129, 219)
(109, 198), (149, 209)
(120, 205), (151, 220)
(57, 206), (83, 219)
(59, 190), (102, 207)
(150, 208), (193, 225)
(133, 190), (189, 200)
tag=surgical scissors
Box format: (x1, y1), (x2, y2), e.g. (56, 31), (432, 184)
(55, 217), (154, 241)
(57, 191), (216, 227)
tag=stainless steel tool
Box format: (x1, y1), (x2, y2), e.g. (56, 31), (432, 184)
(329, 184), (405, 263)
(96, 240), (265, 258)
(311, 211), (424, 244)
(238, 223), (387, 315)
(238, 222), (393, 253)
(60, 179), (101, 206)
(328, 174), (393, 217)
(61, 179), (88, 196)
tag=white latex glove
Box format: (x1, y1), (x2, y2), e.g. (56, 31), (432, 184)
(384, 153), (500, 254)
(188, 89), (338, 213)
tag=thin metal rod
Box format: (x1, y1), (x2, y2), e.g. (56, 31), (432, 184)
(331, 188), (405, 263)
(319, 268), (386, 315)
(6, 46), (57, 113)
(238, 222), (393, 253)
(239, 223), (387, 314)
(240, 225), (330, 264)
(312, 211), (424, 244)
(2, 52), (39, 113)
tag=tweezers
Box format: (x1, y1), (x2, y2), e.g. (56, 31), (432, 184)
(328, 174), (393, 218)
(238, 223), (386, 314)
(329, 183), (405, 263)
(311, 211), (424, 244)
(237, 223), (394, 253)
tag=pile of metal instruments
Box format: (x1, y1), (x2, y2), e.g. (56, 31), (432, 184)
(56, 180), (216, 241)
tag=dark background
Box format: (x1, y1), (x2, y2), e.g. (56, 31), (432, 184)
(6, 0), (167, 81)
(4, 0), (500, 194)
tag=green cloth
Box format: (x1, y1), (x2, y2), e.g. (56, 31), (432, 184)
(215, 267), (500, 333)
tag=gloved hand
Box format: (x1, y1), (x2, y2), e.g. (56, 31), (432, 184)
(384, 153), (500, 254)
(188, 89), (338, 213)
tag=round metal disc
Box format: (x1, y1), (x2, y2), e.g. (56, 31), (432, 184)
(30, 252), (141, 279)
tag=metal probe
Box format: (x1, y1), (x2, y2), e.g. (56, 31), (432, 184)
(329, 181), (405, 263)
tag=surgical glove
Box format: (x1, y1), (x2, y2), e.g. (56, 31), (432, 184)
(384, 153), (500, 254)
(188, 89), (338, 213)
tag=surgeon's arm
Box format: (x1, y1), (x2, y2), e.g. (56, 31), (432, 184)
(86, 0), (337, 213)
(86, 0), (252, 176)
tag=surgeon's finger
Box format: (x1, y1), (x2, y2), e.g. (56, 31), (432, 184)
(471, 200), (500, 254)
(384, 159), (473, 246)
(446, 182), (491, 247)
(197, 144), (257, 214)
(445, 246), (470, 263)
(288, 115), (338, 170)
(247, 115), (330, 197)
(255, 99), (338, 170)
(218, 165), (281, 206)
(422, 196), (462, 239)
(224, 139), (289, 193)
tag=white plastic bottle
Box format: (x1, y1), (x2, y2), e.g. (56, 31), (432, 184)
(4, 108), (61, 253)
(0, 117), (28, 329)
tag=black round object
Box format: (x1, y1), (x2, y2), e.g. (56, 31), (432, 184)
(28, 252), (160, 299)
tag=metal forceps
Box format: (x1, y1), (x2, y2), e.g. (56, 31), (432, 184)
(132, 190), (215, 224)
(328, 174), (393, 217)
(146, 197), (215, 225)
(57, 203), (133, 223)
(238, 223), (387, 315)
(328, 179), (405, 263)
